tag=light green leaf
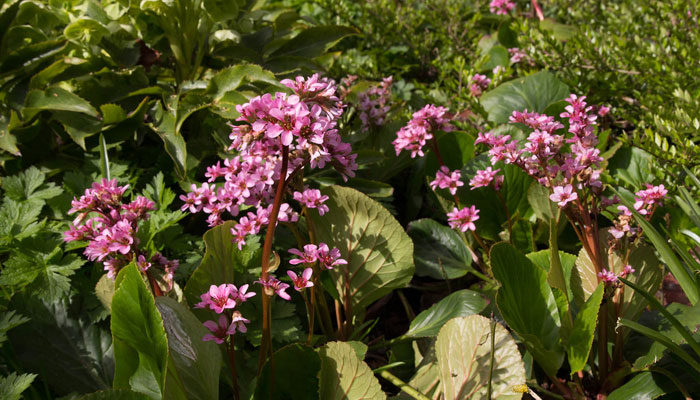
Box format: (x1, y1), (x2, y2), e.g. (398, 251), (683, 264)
(309, 186), (414, 315)
(64, 17), (110, 45)
(407, 219), (474, 280)
(318, 341), (386, 400)
(111, 263), (169, 399)
(607, 371), (673, 400)
(435, 315), (525, 400)
(568, 284), (603, 374)
(0, 113), (21, 156)
(405, 290), (487, 338)
(155, 297), (221, 400)
(183, 222), (261, 306)
(205, 64), (279, 100)
(96, 274), (115, 313)
(491, 242), (564, 377)
(101, 104), (128, 125)
(480, 71), (569, 124)
(0, 373), (37, 400)
(255, 344), (321, 400)
(608, 147), (655, 190)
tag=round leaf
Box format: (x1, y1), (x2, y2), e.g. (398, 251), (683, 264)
(436, 315), (525, 400)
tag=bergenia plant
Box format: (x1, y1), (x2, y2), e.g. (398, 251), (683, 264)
(182, 74), (353, 374)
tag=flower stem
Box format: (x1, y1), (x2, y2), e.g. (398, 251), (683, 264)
(227, 339), (240, 400)
(379, 370), (431, 400)
(257, 144), (289, 375)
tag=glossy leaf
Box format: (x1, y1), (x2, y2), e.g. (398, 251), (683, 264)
(255, 344), (321, 400)
(155, 297), (221, 400)
(435, 315), (525, 400)
(407, 218), (473, 280)
(491, 242), (564, 377)
(480, 70), (569, 124)
(405, 290), (487, 338)
(183, 222), (261, 306)
(318, 341), (385, 400)
(568, 283), (603, 374)
(269, 26), (359, 59)
(111, 263), (168, 399)
(24, 86), (99, 119)
(205, 64), (278, 100)
(607, 372), (674, 400)
(309, 186), (414, 313)
(149, 102), (187, 179)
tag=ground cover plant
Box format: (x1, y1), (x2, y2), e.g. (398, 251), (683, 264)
(1, 0), (700, 399)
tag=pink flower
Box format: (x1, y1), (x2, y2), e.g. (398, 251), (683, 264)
(229, 311), (250, 334)
(620, 265), (635, 277)
(289, 244), (318, 265)
(429, 166), (464, 195)
(393, 104), (452, 158)
(447, 206), (480, 232)
(469, 167), (501, 190)
(508, 48), (527, 63)
(257, 276), (291, 300)
(597, 269), (617, 283)
(293, 189), (330, 215)
(489, 0), (515, 15)
(195, 284), (237, 314)
(470, 74), (491, 98)
(202, 315), (236, 344)
(550, 185), (578, 207)
(233, 284), (256, 303)
(288, 268), (314, 291)
(316, 243), (347, 269)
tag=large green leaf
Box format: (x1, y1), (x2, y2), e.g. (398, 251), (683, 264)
(149, 102), (187, 180)
(567, 283), (603, 374)
(608, 147), (655, 190)
(318, 341), (385, 400)
(8, 295), (113, 395)
(526, 250), (577, 303)
(480, 70), (569, 124)
(111, 263), (169, 399)
(407, 218), (473, 280)
(491, 242), (564, 377)
(435, 315), (525, 400)
(309, 186), (414, 314)
(255, 344), (321, 400)
(24, 86), (99, 119)
(395, 342), (441, 400)
(268, 26), (359, 59)
(183, 222), (261, 307)
(155, 297), (221, 400)
(405, 290), (487, 338)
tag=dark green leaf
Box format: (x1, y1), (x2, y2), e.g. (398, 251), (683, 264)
(54, 110), (103, 149)
(0, 40), (65, 75)
(149, 102), (187, 179)
(407, 219), (473, 280)
(255, 344), (321, 400)
(269, 26), (359, 59)
(24, 86), (99, 119)
(405, 289), (487, 338)
(155, 297), (221, 400)
(80, 389), (150, 400)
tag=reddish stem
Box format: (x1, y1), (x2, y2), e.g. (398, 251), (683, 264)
(227, 339), (240, 400)
(257, 144), (289, 375)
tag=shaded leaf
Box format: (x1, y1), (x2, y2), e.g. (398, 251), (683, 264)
(24, 86), (99, 119)
(405, 289), (487, 338)
(255, 344), (321, 400)
(607, 371), (674, 400)
(407, 219), (474, 280)
(80, 389), (150, 400)
(269, 26), (359, 59)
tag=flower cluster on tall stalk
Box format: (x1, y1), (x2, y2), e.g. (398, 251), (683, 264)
(357, 76), (393, 132)
(473, 94), (667, 381)
(64, 178), (179, 294)
(182, 74), (353, 381)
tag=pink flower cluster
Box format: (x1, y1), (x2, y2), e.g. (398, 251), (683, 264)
(469, 167), (502, 190)
(508, 48), (527, 64)
(358, 76), (393, 131)
(474, 95), (606, 204)
(447, 206), (480, 232)
(393, 104), (453, 158)
(289, 243), (348, 270)
(64, 179), (178, 283)
(430, 166), (464, 195)
(489, 0), (515, 15)
(470, 74), (491, 98)
(598, 265), (635, 283)
(609, 184), (667, 239)
(293, 188), (329, 215)
(180, 74), (357, 248)
(195, 284), (254, 344)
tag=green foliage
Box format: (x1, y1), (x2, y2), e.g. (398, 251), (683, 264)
(404, 290), (487, 338)
(0, 372), (37, 400)
(407, 218), (474, 280)
(255, 344), (321, 400)
(318, 341), (385, 400)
